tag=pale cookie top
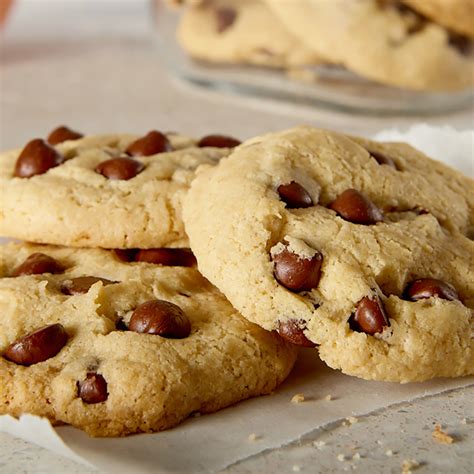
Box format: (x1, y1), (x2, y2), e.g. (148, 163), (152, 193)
(177, 0), (322, 67)
(402, 0), (474, 38)
(264, 0), (474, 91)
(0, 243), (297, 437)
(0, 128), (240, 249)
(184, 126), (474, 383)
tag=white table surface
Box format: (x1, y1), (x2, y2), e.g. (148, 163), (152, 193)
(1, 1), (473, 473)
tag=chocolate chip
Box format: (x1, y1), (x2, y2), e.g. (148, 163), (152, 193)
(77, 373), (108, 404)
(11, 253), (64, 277)
(198, 134), (241, 148)
(368, 149), (397, 169)
(47, 126), (83, 145)
(349, 296), (389, 335)
(403, 278), (459, 302)
(135, 248), (196, 267)
(95, 157), (144, 180)
(3, 324), (69, 366)
(278, 320), (316, 347)
(61, 276), (116, 295)
(277, 181), (314, 209)
(129, 300), (191, 338)
(112, 249), (139, 262)
(448, 33), (472, 56)
(126, 131), (172, 157)
(329, 189), (383, 225)
(14, 139), (65, 178)
(112, 248), (196, 267)
(215, 7), (237, 33)
(406, 16), (427, 34)
(273, 246), (323, 292)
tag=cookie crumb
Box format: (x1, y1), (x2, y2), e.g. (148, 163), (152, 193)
(401, 459), (419, 473)
(337, 454), (346, 462)
(385, 449), (394, 457)
(342, 421), (348, 427)
(292, 465), (301, 472)
(377, 440), (383, 446)
(248, 433), (260, 442)
(460, 418), (467, 425)
(291, 393), (305, 404)
(324, 394), (332, 401)
(432, 424), (454, 444)
(313, 440), (326, 449)
(346, 416), (358, 425)
(352, 452), (361, 460)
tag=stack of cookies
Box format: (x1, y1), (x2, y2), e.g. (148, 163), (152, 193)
(0, 125), (473, 438)
(0, 127), (298, 437)
(170, 0), (474, 91)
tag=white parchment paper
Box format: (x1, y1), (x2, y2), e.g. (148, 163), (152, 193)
(1, 125), (473, 473)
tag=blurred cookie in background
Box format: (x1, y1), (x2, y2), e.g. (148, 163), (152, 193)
(402, 0), (474, 38)
(177, 0), (322, 68)
(264, 0), (473, 91)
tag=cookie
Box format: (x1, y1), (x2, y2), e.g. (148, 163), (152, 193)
(0, 242), (297, 437)
(177, 0), (322, 67)
(183, 126), (474, 383)
(402, 0), (474, 38)
(264, 0), (474, 90)
(0, 127), (240, 249)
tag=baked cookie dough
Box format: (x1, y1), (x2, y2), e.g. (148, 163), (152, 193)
(177, 0), (322, 67)
(0, 129), (239, 248)
(264, 0), (474, 90)
(402, 0), (474, 38)
(184, 126), (474, 383)
(0, 243), (297, 437)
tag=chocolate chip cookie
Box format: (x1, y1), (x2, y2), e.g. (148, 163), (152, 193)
(177, 0), (321, 67)
(0, 128), (240, 249)
(264, 0), (473, 90)
(0, 243), (297, 437)
(184, 126), (474, 382)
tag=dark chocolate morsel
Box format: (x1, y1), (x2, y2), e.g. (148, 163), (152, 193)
(78, 373), (108, 404)
(403, 278), (459, 302)
(126, 131), (172, 156)
(135, 248), (196, 267)
(277, 181), (314, 209)
(197, 134), (241, 148)
(61, 276), (116, 295)
(215, 8), (237, 33)
(14, 139), (65, 178)
(129, 300), (191, 338)
(278, 320), (316, 347)
(11, 253), (64, 277)
(329, 189), (383, 225)
(47, 126), (83, 145)
(349, 296), (389, 335)
(3, 324), (69, 366)
(273, 246), (323, 292)
(95, 157), (144, 180)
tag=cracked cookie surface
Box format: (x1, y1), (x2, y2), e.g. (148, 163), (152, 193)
(0, 132), (233, 249)
(184, 126), (474, 382)
(0, 243), (297, 437)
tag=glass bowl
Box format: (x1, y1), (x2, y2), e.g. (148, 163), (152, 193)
(152, 0), (474, 116)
